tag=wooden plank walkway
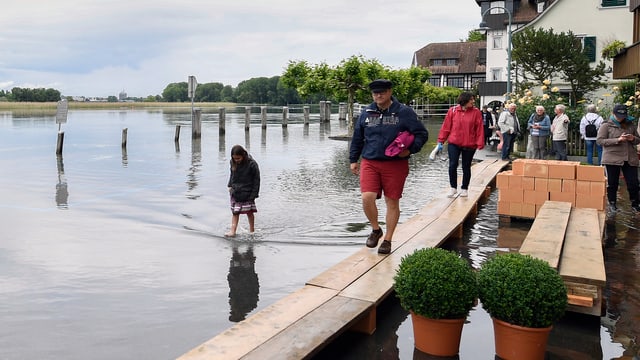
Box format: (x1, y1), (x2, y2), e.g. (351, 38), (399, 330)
(518, 201), (606, 316)
(178, 158), (509, 360)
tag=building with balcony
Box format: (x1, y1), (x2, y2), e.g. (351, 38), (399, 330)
(613, 0), (640, 81)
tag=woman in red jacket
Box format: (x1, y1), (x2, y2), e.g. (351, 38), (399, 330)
(437, 92), (485, 197)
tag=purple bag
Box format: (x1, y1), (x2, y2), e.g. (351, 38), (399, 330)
(385, 131), (415, 157)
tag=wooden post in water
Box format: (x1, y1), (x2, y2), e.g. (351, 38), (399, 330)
(192, 108), (202, 139)
(282, 106), (288, 128)
(244, 106), (251, 131)
(121, 128), (128, 148)
(324, 101), (332, 122)
(261, 106), (267, 129)
(174, 125), (181, 143)
(303, 106), (310, 125)
(219, 107), (226, 135)
(338, 102), (346, 121)
(56, 132), (64, 155)
(319, 101), (326, 122)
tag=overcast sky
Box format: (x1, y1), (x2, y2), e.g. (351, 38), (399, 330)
(0, 1), (482, 98)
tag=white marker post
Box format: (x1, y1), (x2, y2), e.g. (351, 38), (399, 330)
(188, 76), (200, 138)
(55, 99), (69, 155)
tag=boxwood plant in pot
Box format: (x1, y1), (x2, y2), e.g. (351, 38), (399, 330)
(477, 252), (568, 360)
(393, 247), (477, 356)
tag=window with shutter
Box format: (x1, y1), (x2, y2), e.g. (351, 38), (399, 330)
(583, 36), (597, 62)
(601, 0), (627, 7)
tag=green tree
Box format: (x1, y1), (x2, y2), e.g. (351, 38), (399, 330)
(560, 47), (606, 106)
(511, 28), (572, 85)
(386, 66), (432, 105)
(162, 82), (189, 102)
(464, 30), (486, 42)
(220, 85), (235, 102)
(332, 55), (387, 132)
(195, 82), (224, 102)
(512, 27), (607, 106)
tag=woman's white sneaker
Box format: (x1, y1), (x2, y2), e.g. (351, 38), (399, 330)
(460, 189), (468, 197)
(447, 188), (457, 197)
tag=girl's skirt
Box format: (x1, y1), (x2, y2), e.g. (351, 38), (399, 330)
(230, 196), (257, 215)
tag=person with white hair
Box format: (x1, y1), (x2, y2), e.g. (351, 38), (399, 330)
(527, 105), (551, 159)
(550, 104), (570, 160)
(579, 103), (604, 165)
(497, 103), (520, 161)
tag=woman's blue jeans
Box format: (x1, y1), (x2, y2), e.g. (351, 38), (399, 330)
(447, 143), (475, 190)
(585, 139), (602, 165)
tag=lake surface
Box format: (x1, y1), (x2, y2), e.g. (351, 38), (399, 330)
(0, 107), (637, 359)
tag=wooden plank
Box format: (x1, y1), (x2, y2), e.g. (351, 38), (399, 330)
(567, 287), (602, 316)
(178, 286), (337, 360)
(519, 201), (572, 269)
(339, 217), (463, 303)
(469, 158), (510, 188)
(568, 294), (594, 307)
(306, 201), (449, 290)
(241, 295), (372, 360)
(305, 248), (385, 290)
(559, 208), (606, 286)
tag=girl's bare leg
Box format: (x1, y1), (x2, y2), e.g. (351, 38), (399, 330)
(225, 214), (240, 237)
(247, 212), (255, 233)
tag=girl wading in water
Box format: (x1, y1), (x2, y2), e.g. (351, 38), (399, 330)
(225, 145), (260, 237)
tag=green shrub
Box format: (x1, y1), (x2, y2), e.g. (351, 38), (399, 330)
(393, 247), (478, 319)
(478, 253), (567, 328)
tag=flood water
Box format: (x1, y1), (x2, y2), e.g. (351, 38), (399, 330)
(0, 107), (637, 359)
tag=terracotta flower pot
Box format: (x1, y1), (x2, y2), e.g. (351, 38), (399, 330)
(492, 317), (552, 360)
(411, 312), (465, 356)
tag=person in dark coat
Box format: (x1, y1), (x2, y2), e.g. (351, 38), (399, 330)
(349, 79), (428, 254)
(225, 145), (260, 237)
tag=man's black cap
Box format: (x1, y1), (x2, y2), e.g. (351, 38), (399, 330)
(613, 104), (628, 118)
(369, 79), (393, 93)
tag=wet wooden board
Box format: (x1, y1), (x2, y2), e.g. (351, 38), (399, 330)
(559, 208), (606, 286)
(519, 201), (572, 269)
(339, 217), (465, 304)
(469, 158), (510, 188)
(241, 295), (372, 360)
(306, 197), (455, 291)
(178, 286), (337, 360)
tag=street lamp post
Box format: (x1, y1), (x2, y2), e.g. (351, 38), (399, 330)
(479, 6), (512, 102)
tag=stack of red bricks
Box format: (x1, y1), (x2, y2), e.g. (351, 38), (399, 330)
(497, 159), (606, 218)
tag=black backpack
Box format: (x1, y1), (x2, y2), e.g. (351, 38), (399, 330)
(585, 119), (598, 138)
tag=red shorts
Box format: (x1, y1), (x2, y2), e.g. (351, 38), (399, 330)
(359, 158), (409, 200)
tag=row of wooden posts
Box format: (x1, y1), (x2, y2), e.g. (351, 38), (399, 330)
(55, 101), (353, 154)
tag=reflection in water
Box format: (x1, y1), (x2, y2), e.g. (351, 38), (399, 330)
(228, 244), (259, 322)
(245, 131), (251, 153)
(282, 127), (288, 144)
(121, 147), (128, 167)
(261, 128), (267, 149)
(603, 216), (640, 357)
(219, 133), (226, 159)
(314, 296), (406, 359)
(55, 155), (69, 209)
(186, 138), (201, 196)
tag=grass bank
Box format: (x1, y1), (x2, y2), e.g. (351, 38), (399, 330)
(0, 101), (237, 110)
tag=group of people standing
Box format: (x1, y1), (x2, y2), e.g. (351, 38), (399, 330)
(223, 78), (639, 254)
